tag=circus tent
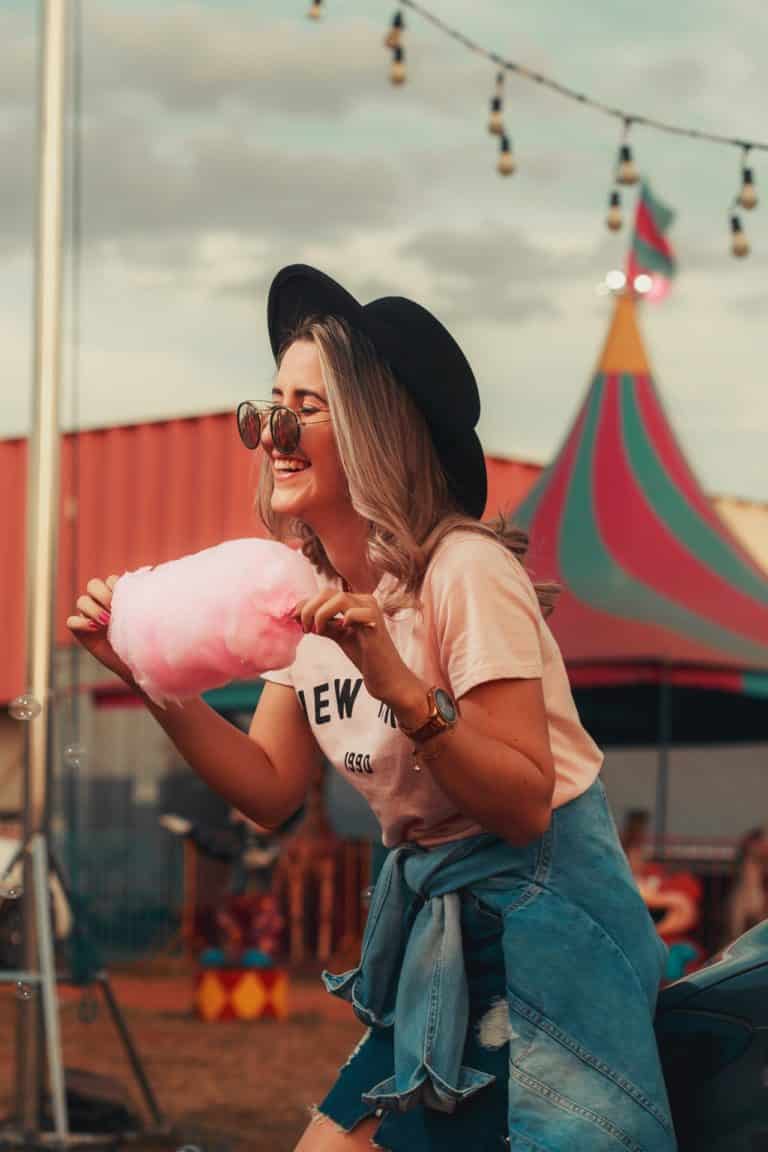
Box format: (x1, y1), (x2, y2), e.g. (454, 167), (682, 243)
(514, 292), (768, 699)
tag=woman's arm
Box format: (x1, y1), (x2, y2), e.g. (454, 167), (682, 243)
(140, 681), (321, 829)
(394, 676), (555, 846)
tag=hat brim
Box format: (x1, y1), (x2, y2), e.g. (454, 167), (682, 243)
(268, 264), (364, 361)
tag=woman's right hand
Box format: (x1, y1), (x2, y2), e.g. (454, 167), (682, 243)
(66, 575), (135, 685)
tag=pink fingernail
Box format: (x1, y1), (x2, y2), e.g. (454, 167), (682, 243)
(87, 621), (100, 630)
(98, 612), (110, 625)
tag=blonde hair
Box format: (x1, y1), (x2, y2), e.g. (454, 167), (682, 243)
(257, 316), (558, 616)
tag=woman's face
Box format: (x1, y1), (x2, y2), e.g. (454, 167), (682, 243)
(266, 340), (350, 527)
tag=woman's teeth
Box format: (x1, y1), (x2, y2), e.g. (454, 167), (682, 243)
(274, 459), (309, 473)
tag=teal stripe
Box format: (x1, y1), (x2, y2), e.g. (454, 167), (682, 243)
(742, 671), (768, 698)
(560, 376), (768, 666)
(632, 236), (675, 277)
(203, 679), (265, 712)
(512, 464), (550, 532)
(621, 377), (768, 606)
(513, 400), (591, 531)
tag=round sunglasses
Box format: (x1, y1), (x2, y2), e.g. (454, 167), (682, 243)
(236, 401), (332, 455)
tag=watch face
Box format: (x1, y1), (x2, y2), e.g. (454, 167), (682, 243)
(434, 688), (457, 724)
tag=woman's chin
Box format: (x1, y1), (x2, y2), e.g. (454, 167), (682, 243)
(270, 488), (308, 518)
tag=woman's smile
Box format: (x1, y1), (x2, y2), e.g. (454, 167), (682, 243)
(272, 455), (311, 481)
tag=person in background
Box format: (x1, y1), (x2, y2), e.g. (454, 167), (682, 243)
(620, 808), (703, 981)
(160, 807), (284, 963)
(160, 807), (283, 892)
(727, 825), (768, 941)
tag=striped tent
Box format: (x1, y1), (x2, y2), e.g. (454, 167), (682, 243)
(514, 292), (768, 698)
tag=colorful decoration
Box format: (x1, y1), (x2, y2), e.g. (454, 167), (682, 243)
(514, 292), (768, 690)
(195, 965), (288, 1021)
(626, 181), (677, 301)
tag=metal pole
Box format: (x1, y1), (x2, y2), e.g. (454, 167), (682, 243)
(17, 0), (68, 1129)
(32, 836), (68, 1138)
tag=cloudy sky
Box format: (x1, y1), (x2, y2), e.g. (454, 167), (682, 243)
(2, 0), (767, 500)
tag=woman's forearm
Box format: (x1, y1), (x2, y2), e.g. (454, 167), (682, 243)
(137, 691), (297, 828)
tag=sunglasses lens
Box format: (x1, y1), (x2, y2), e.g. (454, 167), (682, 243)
(271, 407), (300, 454)
(237, 403), (263, 450)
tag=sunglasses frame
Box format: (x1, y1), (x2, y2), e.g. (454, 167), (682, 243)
(236, 400), (331, 455)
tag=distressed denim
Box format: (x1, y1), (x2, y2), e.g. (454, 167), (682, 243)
(320, 779), (676, 1151)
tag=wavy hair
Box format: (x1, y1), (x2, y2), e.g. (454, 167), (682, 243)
(257, 316), (558, 616)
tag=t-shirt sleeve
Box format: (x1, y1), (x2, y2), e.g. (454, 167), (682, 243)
(425, 534), (543, 699)
(260, 666), (294, 687)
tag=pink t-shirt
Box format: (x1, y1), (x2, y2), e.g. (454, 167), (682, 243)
(262, 530), (603, 847)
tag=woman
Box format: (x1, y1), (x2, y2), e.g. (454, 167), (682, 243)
(68, 265), (674, 1151)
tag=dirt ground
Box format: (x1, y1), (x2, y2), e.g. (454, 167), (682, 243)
(0, 957), (365, 1152)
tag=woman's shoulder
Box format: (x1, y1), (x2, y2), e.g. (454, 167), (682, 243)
(425, 525), (527, 584)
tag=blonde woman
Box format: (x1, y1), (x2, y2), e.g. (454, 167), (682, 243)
(68, 266), (675, 1152)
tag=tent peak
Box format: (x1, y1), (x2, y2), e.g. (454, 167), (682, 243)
(597, 292), (651, 376)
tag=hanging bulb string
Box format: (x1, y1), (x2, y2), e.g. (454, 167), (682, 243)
(394, 0), (767, 156)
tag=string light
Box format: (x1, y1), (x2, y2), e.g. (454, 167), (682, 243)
(488, 70), (504, 136)
(730, 212), (750, 258)
(739, 147), (758, 210)
(616, 121), (640, 186)
(303, 1), (767, 257)
(606, 189), (623, 232)
(390, 44), (407, 86)
(385, 9), (404, 50)
(497, 133), (516, 176)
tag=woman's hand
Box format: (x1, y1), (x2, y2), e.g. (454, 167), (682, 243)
(295, 589), (424, 714)
(66, 575), (135, 685)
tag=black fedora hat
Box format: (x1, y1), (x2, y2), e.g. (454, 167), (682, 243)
(267, 264), (487, 520)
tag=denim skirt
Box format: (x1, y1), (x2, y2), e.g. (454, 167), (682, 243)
(314, 778), (675, 1152)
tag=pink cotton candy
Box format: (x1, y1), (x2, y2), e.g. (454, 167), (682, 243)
(108, 539), (317, 706)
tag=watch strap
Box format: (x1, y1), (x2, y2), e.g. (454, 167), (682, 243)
(400, 687), (457, 743)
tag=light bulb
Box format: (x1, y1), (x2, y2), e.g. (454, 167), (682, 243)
(739, 167), (758, 210)
(488, 97), (504, 136)
(390, 46), (406, 86)
(731, 214), (750, 258)
(606, 190), (622, 232)
(616, 143), (639, 186)
(497, 135), (516, 176)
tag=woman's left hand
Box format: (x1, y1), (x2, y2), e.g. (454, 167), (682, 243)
(294, 589), (422, 711)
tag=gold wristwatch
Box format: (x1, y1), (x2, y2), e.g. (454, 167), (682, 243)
(400, 686), (458, 743)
